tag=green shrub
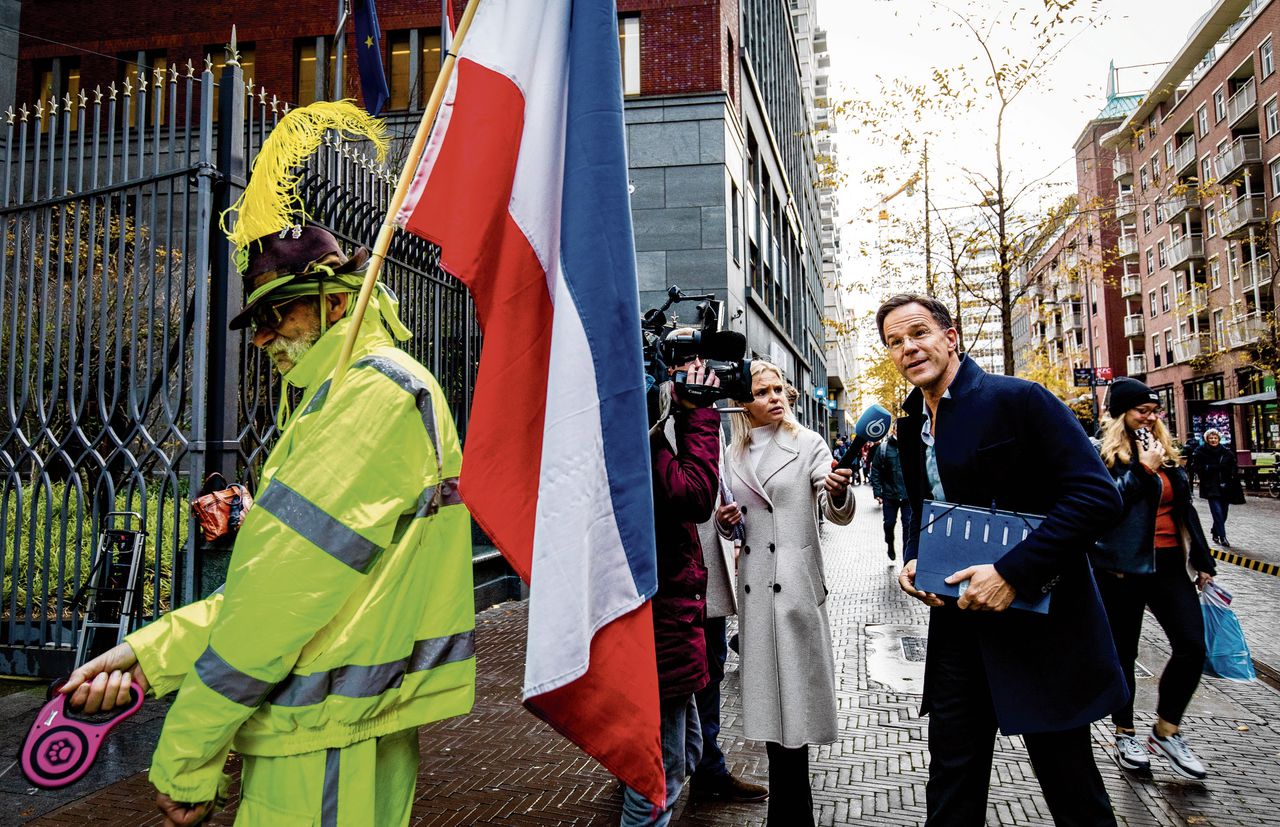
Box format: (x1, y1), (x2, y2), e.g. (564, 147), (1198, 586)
(1, 478), (188, 624)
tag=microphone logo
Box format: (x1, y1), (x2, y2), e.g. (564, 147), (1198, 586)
(866, 419), (887, 439)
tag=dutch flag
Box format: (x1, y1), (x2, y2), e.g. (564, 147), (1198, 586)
(397, 0), (665, 808)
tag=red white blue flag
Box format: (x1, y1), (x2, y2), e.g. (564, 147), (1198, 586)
(396, 0), (665, 808)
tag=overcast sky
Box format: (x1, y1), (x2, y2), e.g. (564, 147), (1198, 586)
(817, 0), (1218, 304)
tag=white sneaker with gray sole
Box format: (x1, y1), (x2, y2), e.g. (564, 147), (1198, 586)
(1115, 733), (1150, 771)
(1147, 730), (1208, 780)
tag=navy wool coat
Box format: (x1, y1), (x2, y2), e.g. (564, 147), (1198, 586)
(899, 356), (1128, 735)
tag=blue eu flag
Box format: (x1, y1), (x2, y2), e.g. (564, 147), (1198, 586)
(353, 0), (390, 116)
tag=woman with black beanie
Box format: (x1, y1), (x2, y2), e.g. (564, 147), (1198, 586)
(1192, 428), (1240, 547)
(1091, 377), (1216, 781)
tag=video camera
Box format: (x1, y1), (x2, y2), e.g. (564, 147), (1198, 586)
(641, 285), (752, 407)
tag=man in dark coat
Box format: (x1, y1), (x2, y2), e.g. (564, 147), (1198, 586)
(622, 359), (722, 826)
(878, 293), (1127, 826)
(869, 424), (910, 561)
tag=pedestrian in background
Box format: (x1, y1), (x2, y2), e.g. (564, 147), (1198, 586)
(869, 422), (910, 562)
(1182, 432), (1202, 488)
(716, 360), (854, 826)
(1192, 428), (1241, 547)
(881, 293), (1125, 827)
(1093, 377), (1215, 781)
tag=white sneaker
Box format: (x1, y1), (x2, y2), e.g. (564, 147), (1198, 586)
(1148, 730), (1208, 780)
(1115, 733), (1149, 771)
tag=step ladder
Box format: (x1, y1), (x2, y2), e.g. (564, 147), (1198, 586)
(73, 512), (148, 667)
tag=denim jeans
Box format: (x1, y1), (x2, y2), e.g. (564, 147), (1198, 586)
(694, 616), (728, 779)
(882, 498), (913, 549)
(620, 694), (702, 827)
(1206, 497), (1230, 541)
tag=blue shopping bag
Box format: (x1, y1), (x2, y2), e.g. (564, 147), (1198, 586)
(1201, 583), (1256, 682)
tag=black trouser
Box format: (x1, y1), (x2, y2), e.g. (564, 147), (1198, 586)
(924, 625), (1116, 826)
(882, 497), (913, 549)
(1096, 549), (1206, 730)
(765, 742), (813, 827)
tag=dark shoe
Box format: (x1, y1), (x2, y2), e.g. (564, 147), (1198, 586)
(728, 633), (740, 654)
(692, 772), (769, 802)
(886, 543), (896, 561)
(1221, 538), (1231, 548)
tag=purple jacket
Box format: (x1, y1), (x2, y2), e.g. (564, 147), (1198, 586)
(650, 406), (721, 698)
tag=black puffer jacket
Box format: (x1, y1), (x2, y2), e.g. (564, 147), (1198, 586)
(1192, 443), (1238, 500)
(1092, 447), (1216, 576)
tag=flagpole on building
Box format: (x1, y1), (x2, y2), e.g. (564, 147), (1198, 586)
(333, 0), (350, 99)
(331, 0), (481, 389)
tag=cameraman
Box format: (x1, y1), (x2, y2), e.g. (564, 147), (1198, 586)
(621, 353), (722, 827)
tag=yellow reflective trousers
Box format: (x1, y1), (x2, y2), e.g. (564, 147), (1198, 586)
(233, 727), (419, 827)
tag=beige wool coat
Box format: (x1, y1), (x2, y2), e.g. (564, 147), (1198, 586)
(727, 422), (854, 747)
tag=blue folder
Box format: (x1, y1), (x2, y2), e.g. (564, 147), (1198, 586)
(914, 500), (1051, 614)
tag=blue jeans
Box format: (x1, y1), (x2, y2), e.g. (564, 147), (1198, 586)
(882, 498), (913, 549)
(620, 694), (702, 827)
(1207, 497), (1230, 541)
(694, 616), (728, 779)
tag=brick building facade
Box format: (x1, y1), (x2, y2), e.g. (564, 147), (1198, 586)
(17, 0), (833, 428)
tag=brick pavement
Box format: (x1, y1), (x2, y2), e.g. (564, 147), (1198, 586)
(20, 483), (1280, 826)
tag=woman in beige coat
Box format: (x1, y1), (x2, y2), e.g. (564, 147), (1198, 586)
(716, 360), (854, 826)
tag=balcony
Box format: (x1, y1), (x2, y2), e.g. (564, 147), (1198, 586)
(1171, 138), (1198, 177)
(1113, 154), (1132, 181)
(1243, 254), (1274, 292)
(1219, 194), (1266, 237)
(1159, 190), (1201, 223)
(1182, 282), (1209, 313)
(1213, 134), (1262, 183)
(1227, 311), (1269, 347)
(1171, 332), (1211, 363)
(1228, 79), (1257, 127)
(1062, 309), (1084, 332)
(1044, 319), (1063, 340)
(1118, 235), (1139, 259)
(1121, 273), (1143, 297)
(1124, 314), (1145, 338)
(1126, 353), (1147, 375)
(1167, 235), (1205, 270)
(1115, 191), (1136, 219)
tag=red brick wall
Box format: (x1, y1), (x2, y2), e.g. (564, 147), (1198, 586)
(19, 1), (729, 112)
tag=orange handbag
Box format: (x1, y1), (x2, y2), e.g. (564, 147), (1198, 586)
(191, 473), (254, 542)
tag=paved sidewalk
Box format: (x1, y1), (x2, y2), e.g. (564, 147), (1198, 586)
(14, 483), (1280, 825)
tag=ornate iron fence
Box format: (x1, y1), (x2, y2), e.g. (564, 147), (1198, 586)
(0, 58), (478, 677)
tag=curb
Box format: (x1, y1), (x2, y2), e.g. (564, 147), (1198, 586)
(1208, 547), (1280, 577)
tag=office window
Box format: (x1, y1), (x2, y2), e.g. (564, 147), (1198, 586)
(1146, 248), (1155, 274)
(1152, 334), (1162, 368)
(35, 57), (81, 132)
(1149, 289), (1158, 318)
(1213, 309), (1226, 349)
(296, 38), (337, 106)
(1157, 240), (1167, 269)
(207, 47), (256, 115)
(387, 29), (444, 111)
(1137, 129), (1146, 150)
(1263, 37), (1275, 78)
(1140, 166), (1150, 192)
(1211, 258), (1222, 289)
(1267, 97), (1280, 138)
(1150, 155), (1160, 183)
(1271, 157), (1280, 196)
(1142, 207), (1152, 234)
(1213, 86), (1226, 121)
(1161, 283), (1170, 312)
(1201, 155), (1213, 184)
(119, 51), (168, 126)
(1197, 105), (1209, 137)
(1206, 203), (1217, 237)
(1164, 140), (1175, 169)
(619, 15), (640, 96)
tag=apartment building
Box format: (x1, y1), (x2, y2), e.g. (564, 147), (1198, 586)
(1107, 0), (1278, 451)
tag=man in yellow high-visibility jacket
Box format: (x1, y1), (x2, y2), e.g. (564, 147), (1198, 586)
(63, 219), (476, 826)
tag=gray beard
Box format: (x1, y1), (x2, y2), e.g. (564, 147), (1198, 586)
(265, 315), (322, 375)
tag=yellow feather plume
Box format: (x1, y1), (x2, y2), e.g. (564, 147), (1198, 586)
(222, 100), (388, 251)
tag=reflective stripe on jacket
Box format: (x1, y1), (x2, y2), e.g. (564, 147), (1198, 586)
(127, 314), (475, 802)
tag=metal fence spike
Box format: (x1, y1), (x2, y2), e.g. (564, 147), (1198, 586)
(34, 100), (43, 120)
(204, 55), (214, 74)
(169, 65), (179, 85)
(108, 82), (117, 101)
(6, 105), (14, 125)
(185, 59), (196, 79)
(137, 71), (147, 93)
(93, 86), (103, 104)
(270, 94), (279, 114)
(19, 102), (28, 121)
(123, 76), (133, 96)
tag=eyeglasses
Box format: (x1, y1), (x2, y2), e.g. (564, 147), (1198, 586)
(248, 296), (309, 332)
(885, 328), (940, 353)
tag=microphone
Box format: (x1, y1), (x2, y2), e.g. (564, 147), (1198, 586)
(834, 404), (893, 471)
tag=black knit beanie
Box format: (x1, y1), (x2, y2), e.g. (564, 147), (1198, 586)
(1108, 377), (1160, 417)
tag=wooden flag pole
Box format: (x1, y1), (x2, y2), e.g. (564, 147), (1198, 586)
(330, 0), (482, 390)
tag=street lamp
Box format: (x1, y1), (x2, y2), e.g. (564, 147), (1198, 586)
(1042, 297), (1101, 428)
